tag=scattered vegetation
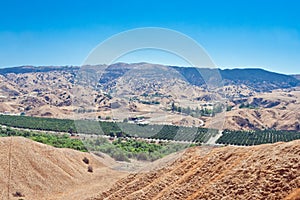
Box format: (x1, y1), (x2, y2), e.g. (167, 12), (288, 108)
(130, 94), (162, 105)
(171, 102), (224, 117)
(226, 105), (233, 111)
(239, 103), (257, 109)
(12, 191), (24, 197)
(87, 165), (93, 173)
(0, 122), (195, 162)
(82, 157), (89, 164)
(84, 137), (193, 162)
(139, 100), (160, 105)
(0, 126), (87, 152)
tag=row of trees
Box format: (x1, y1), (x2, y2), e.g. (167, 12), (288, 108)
(0, 115), (217, 142)
(152, 125), (219, 143)
(217, 129), (300, 146)
(170, 102), (224, 117)
(1, 115), (299, 146)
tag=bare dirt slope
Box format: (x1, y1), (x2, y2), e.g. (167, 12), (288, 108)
(93, 140), (300, 200)
(224, 108), (300, 131)
(223, 88), (300, 131)
(0, 137), (126, 200)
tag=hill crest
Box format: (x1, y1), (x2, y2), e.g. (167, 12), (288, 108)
(0, 136), (125, 200)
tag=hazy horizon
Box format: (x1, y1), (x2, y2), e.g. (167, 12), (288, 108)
(1, 1), (300, 74)
(1, 62), (299, 75)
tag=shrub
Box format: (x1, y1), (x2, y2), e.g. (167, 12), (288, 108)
(113, 151), (130, 162)
(88, 165), (93, 173)
(136, 152), (148, 161)
(82, 157), (89, 164)
(12, 191), (24, 197)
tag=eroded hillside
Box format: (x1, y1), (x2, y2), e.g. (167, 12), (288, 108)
(0, 137), (126, 200)
(92, 140), (300, 200)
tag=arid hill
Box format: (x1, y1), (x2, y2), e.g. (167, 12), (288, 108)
(223, 89), (300, 131)
(92, 140), (300, 200)
(1, 64), (300, 131)
(0, 137), (299, 200)
(0, 137), (126, 200)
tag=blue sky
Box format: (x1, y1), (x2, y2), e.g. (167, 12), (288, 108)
(0, 0), (300, 74)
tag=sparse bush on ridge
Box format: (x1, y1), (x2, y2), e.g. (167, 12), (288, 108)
(82, 157), (89, 164)
(12, 191), (24, 197)
(87, 165), (93, 173)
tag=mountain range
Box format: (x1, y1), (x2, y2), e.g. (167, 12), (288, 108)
(0, 63), (299, 131)
(1, 64), (299, 92)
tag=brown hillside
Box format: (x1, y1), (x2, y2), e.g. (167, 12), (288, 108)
(93, 140), (300, 200)
(224, 108), (300, 131)
(0, 137), (126, 200)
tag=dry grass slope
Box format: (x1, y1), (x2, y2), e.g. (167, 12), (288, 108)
(92, 140), (300, 200)
(0, 137), (126, 200)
